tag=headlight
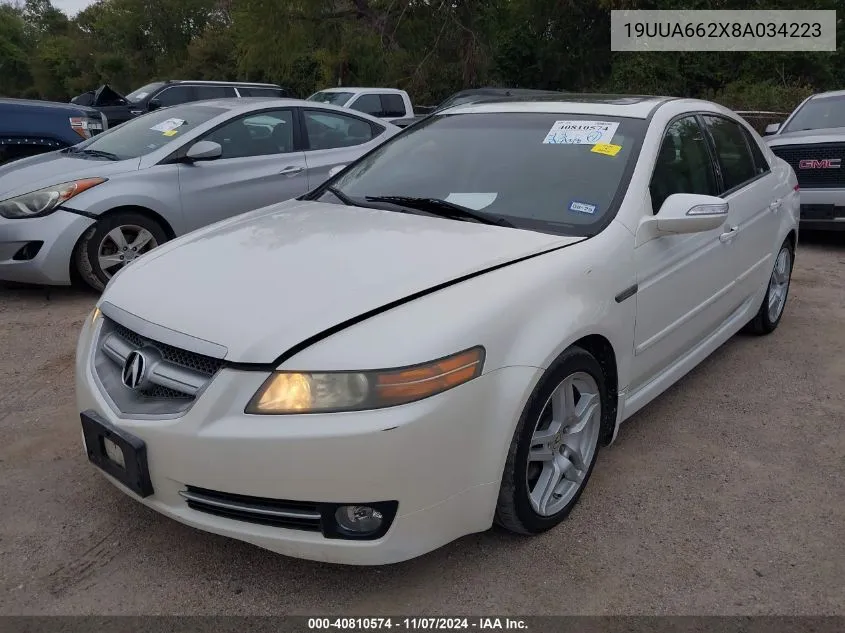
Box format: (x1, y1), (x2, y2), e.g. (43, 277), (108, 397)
(246, 346), (485, 414)
(0, 178), (107, 219)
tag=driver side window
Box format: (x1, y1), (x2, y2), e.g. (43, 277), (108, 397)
(649, 116), (719, 214)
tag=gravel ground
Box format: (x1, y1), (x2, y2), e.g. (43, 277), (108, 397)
(0, 234), (843, 616)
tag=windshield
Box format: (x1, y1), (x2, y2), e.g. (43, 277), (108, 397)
(307, 91), (353, 106)
(125, 82), (165, 103)
(783, 95), (845, 133)
(72, 104), (225, 160)
(320, 112), (646, 236)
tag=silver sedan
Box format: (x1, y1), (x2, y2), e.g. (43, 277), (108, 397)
(0, 98), (399, 290)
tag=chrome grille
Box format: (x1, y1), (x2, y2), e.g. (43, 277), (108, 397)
(180, 486), (323, 532)
(93, 317), (223, 416)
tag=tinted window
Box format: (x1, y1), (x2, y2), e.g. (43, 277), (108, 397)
(349, 94), (383, 116)
(650, 116), (719, 212)
(239, 87), (286, 98)
(703, 115), (757, 192)
(742, 128), (771, 175)
(195, 85), (236, 100)
(381, 94), (406, 117)
(307, 91), (353, 106)
(205, 109), (295, 158)
(72, 104), (225, 160)
(325, 113), (647, 236)
(782, 95), (845, 133)
(154, 86), (194, 107)
(304, 110), (375, 150)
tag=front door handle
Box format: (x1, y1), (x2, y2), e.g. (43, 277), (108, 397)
(719, 226), (739, 243)
(279, 165), (304, 176)
(769, 199), (782, 212)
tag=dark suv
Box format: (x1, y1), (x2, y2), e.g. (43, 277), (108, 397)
(71, 80), (292, 127)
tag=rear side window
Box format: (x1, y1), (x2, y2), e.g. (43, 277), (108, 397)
(349, 94), (383, 117)
(195, 86), (236, 100)
(303, 110), (376, 150)
(702, 115), (758, 192)
(381, 94), (406, 117)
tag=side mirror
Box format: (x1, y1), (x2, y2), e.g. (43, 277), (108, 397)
(764, 122), (781, 135)
(328, 164), (346, 178)
(638, 193), (728, 245)
(184, 140), (222, 162)
(147, 98), (162, 112)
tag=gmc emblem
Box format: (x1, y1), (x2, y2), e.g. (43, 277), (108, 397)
(798, 158), (842, 169)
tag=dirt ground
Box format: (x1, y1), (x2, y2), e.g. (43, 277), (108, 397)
(0, 234), (843, 616)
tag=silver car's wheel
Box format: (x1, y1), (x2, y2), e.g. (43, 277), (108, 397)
(744, 238), (794, 336)
(495, 346), (607, 535)
(97, 225), (159, 279)
(74, 211), (168, 292)
(527, 372), (601, 516)
(767, 247), (791, 323)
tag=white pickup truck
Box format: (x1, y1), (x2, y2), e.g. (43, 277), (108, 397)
(306, 87), (414, 123)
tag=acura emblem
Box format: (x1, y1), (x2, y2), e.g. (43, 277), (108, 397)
(121, 350), (147, 390)
(798, 158), (841, 169)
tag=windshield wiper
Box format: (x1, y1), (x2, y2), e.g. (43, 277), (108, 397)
(364, 195), (515, 227)
(68, 148), (122, 161)
(326, 186), (358, 207)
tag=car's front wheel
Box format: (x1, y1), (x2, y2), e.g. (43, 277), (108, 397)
(74, 211), (167, 291)
(495, 346), (607, 535)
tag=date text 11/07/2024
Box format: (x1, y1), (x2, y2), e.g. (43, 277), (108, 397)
(307, 618), (530, 630)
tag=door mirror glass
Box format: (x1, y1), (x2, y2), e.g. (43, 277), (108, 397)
(328, 165), (346, 178)
(655, 193), (729, 234)
(148, 98), (162, 112)
(764, 122), (781, 135)
(185, 140), (223, 162)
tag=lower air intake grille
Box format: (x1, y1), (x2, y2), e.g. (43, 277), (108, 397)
(180, 486), (323, 532)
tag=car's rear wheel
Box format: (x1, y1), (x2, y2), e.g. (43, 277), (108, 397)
(495, 346), (607, 535)
(74, 211), (167, 291)
(743, 238), (794, 336)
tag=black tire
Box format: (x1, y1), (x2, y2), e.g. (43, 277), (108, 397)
(742, 237), (794, 336)
(74, 211), (168, 291)
(495, 346), (610, 535)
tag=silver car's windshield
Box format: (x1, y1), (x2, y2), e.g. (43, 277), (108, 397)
(320, 112), (647, 237)
(72, 104), (226, 160)
(307, 91), (353, 106)
(783, 95), (845, 133)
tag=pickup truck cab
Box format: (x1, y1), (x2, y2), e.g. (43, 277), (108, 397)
(306, 87), (413, 123)
(0, 98), (106, 166)
(765, 89), (845, 231)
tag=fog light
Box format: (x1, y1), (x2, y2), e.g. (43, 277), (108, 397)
(335, 505), (383, 534)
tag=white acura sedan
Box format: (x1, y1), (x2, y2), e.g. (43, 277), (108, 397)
(75, 95), (799, 565)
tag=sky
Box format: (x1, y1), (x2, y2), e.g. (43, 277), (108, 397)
(51, 0), (95, 16)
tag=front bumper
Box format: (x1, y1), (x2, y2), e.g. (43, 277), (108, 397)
(797, 188), (845, 231)
(0, 210), (94, 285)
(75, 314), (541, 565)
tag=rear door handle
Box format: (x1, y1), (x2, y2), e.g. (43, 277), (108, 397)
(719, 226), (739, 243)
(279, 165), (304, 176)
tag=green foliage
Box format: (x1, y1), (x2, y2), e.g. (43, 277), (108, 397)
(1, 0), (842, 114)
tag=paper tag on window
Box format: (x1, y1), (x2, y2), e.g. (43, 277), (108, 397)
(150, 118), (186, 133)
(543, 121), (619, 145)
(590, 143), (622, 156)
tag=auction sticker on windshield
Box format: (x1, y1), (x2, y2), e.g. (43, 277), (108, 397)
(543, 121), (619, 145)
(150, 118), (186, 133)
(569, 201), (597, 214)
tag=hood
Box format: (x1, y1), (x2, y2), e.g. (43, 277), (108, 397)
(0, 152), (140, 199)
(0, 97), (99, 117)
(766, 126), (845, 147)
(101, 199), (582, 364)
(71, 84), (127, 108)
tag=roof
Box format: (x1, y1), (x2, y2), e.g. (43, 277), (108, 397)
(313, 87), (407, 94)
(808, 89), (845, 100)
(166, 80), (283, 88)
(442, 94), (673, 119)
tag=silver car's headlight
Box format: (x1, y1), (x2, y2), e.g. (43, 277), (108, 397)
(245, 346), (485, 414)
(0, 178), (107, 219)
